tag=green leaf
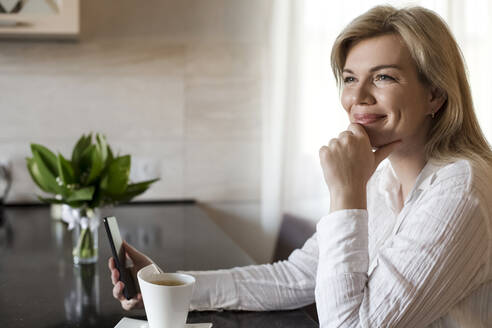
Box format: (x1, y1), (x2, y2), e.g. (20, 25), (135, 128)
(79, 144), (94, 178)
(100, 155), (130, 195)
(96, 133), (108, 164)
(86, 145), (104, 184)
(71, 134), (92, 180)
(112, 178), (160, 203)
(72, 134), (92, 162)
(79, 144), (104, 185)
(57, 154), (75, 185)
(89, 186), (103, 209)
(65, 187), (95, 202)
(100, 144), (115, 181)
(37, 196), (64, 204)
(31, 144), (58, 177)
(127, 178), (159, 193)
(107, 145), (114, 163)
(31, 150), (61, 194)
(26, 157), (52, 193)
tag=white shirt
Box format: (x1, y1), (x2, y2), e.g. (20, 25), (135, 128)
(183, 159), (492, 327)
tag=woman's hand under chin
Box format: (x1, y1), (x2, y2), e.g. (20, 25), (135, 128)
(319, 123), (401, 213)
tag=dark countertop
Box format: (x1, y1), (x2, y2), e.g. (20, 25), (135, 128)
(0, 203), (318, 328)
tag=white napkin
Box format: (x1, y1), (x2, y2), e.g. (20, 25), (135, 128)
(114, 317), (212, 328)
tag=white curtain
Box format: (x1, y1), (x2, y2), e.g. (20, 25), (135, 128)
(261, 0), (492, 259)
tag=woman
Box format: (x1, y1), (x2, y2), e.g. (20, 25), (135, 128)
(109, 5), (492, 327)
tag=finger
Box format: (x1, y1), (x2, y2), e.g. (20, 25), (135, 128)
(111, 268), (120, 285)
(338, 130), (354, 138)
(374, 140), (401, 165)
(337, 132), (354, 144)
(122, 241), (143, 264)
(328, 138), (339, 148)
(123, 241), (153, 267)
(122, 300), (136, 311)
(122, 296), (141, 311)
(113, 281), (127, 301)
(122, 241), (139, 257)
(347, 123), (368, 138)
(108, 257), (116, 270)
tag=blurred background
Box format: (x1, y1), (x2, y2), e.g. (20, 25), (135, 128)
(1, 0), (490, 263)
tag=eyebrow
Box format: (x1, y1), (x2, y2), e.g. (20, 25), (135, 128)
(342, 64), (402, 74)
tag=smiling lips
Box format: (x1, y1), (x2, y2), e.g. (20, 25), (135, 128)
(353, 113), (387, 125)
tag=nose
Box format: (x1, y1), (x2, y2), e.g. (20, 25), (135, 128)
(350, 82), (376, 106)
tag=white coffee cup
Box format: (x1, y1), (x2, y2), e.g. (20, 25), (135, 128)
(137, 265), (195, 328)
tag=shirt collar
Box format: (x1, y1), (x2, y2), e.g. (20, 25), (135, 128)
(379, 160), (441, 191)
(378, 160), (442, 212)
(378, 161), (399, 196)
(413, 161), (441, 191)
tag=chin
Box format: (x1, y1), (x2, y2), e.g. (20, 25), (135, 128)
(366, 129), (395, 149)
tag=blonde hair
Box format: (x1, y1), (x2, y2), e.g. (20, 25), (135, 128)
(331, 5), (492, 167)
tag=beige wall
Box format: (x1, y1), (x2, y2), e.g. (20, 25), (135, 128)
(0, 0), (272, 262)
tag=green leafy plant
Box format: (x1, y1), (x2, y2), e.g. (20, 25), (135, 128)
(27, 133), (158, 208)
(26, 133), (159, 261)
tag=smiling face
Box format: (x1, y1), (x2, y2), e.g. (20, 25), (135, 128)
(341, 33), (438, 153)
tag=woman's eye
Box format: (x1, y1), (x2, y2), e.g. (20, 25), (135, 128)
(343, 76), (356, 83)
(375, 74), (395, 82)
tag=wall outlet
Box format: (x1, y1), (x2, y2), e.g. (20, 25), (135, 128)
(130, 157), (161, 182)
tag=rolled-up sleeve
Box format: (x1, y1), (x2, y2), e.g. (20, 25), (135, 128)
(315, 180), (488, 327)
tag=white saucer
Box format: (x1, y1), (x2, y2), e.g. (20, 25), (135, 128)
(115, 317), (212, 328)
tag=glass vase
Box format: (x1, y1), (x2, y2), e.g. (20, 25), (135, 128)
(69, 207), (100, 265)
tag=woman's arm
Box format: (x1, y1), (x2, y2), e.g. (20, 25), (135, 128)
(315, 177), (489, 327)
(182, 232), (319, 311)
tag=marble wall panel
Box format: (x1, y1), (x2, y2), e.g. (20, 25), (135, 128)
(182, 44), (262, 201)
(183, 141), (260, 202)
(0, 74), (184, 142)
(0, 40), (185, 76)
(185, 76), (261, 141)
(185, 44), (262, 78)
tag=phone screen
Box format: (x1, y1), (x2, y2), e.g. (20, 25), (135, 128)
(103, 216), (137, 299)
(106, 216), (125, 265)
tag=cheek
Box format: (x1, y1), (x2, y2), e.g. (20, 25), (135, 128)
(340, 89), (351, 111)
(375, 90), (409, 129)
(375, 89), (402, 113)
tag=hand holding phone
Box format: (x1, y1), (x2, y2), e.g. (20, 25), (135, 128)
(103, 216), (138, 300)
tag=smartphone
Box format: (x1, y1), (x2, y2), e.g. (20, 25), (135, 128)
(103, 216), (137, 300)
